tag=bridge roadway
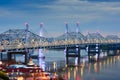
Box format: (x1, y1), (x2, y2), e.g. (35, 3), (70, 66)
(1, 42), (120, 52)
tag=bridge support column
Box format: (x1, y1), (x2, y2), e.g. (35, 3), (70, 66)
(86, 45), (90, 61)
(0, 52), (3, 61)
(65, 46), (80, 66)
(118, 50), (120, 54)
(25, 52), (27, 64)
(114, 50), (117, 55)
(38, 23), (45, 71)
(65, 47), (69, 65)
(97, 51), (100, 61)
(74, 45), (80, 65)
(101, 50), (107, 57)
(107, 50), (117, 56)
(116, 50), (119, 54)
(107, 50), (110, 56)
(87, 45), (91, 61)
(87, 44), (100, 61)
(64, 49), (67, 67)
(115, 50), (120, 55)
(96, 44), (100, 61)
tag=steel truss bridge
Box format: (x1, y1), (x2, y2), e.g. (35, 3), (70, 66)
(0, 29), (120, 52)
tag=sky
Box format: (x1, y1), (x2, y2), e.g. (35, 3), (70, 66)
(0, 0), (120, 37)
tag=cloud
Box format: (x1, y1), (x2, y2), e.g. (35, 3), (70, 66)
(1, 0), (120, 19)
(86, 0), (120, 2)
(0, 0), (120, 36)
(29, 0), (120, 23)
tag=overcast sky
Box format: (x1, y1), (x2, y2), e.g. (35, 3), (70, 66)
(0, 0), (120, 37)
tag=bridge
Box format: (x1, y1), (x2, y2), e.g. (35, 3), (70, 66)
(0, 29), (120, 51)
(0, 23), (120, 66)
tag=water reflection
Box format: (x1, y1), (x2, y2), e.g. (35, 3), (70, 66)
(61, 55), (120, 80)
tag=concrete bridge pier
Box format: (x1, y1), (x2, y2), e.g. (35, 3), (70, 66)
(75, 45), (80, 65)
(116, 50), (120, 55)
(101, 50), (107, 57)
(107, 50), (118, 56)
(64, 49), (67, 66)
(0, 52), (3, 61)
(65, 46), (80, 66)
(87, 44), (100, 61)
(117, 50), (120, 54)
(114, 50), (118, 55)
(107, 50), (112, 56)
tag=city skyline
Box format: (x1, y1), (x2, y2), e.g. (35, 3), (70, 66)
(0, 0), (120, 37)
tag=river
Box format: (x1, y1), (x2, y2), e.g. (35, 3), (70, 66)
(31, 50), (120, 80)
(1, 50), (120, 80)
